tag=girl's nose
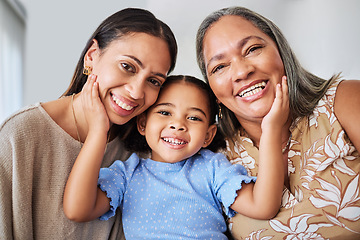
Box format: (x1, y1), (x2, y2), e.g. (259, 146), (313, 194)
(169, 121), (186, 131)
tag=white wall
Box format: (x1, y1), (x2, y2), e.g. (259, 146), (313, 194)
(19, 0), (360, 106)
(0, 0), (25, 122)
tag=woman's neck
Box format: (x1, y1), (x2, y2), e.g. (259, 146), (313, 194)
(240, 117), (293, 149)
(71, 93), (89, 143)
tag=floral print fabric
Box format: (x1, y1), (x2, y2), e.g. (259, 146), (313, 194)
(226, 80), (360, 240)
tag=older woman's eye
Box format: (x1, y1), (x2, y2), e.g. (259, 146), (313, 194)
(247, 45), (263, 55)
(211, 64), (225, 74)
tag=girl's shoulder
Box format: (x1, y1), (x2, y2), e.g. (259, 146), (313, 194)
(198, 149), (226, 161)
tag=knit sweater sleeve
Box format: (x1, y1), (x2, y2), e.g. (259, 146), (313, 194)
(1, 104), (129, 239)
(0, 119), (14, 239)
(0, 106), (38, 239)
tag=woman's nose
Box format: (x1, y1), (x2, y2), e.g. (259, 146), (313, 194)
(231, 59), (254, 81)
(125, 77), (145, 99)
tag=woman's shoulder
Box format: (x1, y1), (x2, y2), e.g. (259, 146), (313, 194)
(333, 79), (360, 149)
(0, 103), (44, 131)
(324, 79), (360, 114)
(335, 79), (360, 100)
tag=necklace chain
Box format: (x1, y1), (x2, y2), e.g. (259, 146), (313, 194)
(71, 93), (111, 150)
(71, 93), (82, 148)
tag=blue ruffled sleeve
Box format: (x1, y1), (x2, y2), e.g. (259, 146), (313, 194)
(201, 150), (256, 218)
(97, 153), (140, 220)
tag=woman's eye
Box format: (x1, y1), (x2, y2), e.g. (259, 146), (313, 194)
(148, 78), (162, 87)
(246, 45), (263, 55)
(211, 64), (225, 74)
(121, 63), (135, 72)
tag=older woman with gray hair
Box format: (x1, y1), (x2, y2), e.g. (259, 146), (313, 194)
(196, 6), (360, 239)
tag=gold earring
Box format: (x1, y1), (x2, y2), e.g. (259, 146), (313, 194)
(83, 66), (92, 75)
(218, 104), (223, 119)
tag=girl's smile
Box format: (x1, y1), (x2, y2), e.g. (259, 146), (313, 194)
(138, 81), (216, 163)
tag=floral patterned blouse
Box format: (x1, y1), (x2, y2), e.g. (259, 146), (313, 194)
(226, 80), (360, 240)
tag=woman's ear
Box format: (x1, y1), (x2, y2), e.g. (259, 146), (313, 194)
(84, 39), (100, 68)
(137, 113), (147, 136)
(203, 124), (217, 148)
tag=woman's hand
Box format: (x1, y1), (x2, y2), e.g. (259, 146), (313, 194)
(64, 74), (111, 222)
(261, 76), (289, 132)
(80, 74), (110, 135)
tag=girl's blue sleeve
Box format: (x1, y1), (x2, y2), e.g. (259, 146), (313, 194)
(97, 153), (139, 220)
(206, 150), (257, 217)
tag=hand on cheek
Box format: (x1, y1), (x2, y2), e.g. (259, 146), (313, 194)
(81, 74), (110, 134)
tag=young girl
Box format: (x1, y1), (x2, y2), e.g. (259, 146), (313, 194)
(64, 75), (289, 239)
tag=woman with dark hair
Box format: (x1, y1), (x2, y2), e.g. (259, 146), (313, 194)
(196, 6), (360, 239)
(0, 8), (177, 239)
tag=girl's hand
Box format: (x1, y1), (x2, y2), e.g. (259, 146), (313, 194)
(80, 74), (110, 134)
(261, 76), (289, 132)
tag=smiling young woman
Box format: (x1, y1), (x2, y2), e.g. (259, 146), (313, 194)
(0, 8), (177, 240)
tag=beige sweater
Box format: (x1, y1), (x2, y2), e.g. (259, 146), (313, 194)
(0, 103), (130, 239)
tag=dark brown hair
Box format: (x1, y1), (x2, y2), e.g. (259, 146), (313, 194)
(61, 8), (177, 141)
(62, 8), (177, 96)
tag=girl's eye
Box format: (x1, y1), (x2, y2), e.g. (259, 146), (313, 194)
(188, 116), (202, 122)
(148, 78), (162, 87)
(121, 63), (135, 72)
(158, 110), (170, 116)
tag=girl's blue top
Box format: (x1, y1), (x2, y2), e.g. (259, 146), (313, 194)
(98, 149), (256, 239)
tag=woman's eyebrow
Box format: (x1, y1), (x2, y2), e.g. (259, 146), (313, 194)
(124, 55), (166, 80)
(206, 35), (265, 69)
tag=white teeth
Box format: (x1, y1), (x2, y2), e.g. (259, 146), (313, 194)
(163, 137), (186, 145)
(112, 95), (134, 111)
(239, 81), (266, 97)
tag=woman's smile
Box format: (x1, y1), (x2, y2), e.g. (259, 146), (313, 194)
(111, 94), (137, 111)
(203, 15), (285, 120)
(237, 81), (267, 98)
